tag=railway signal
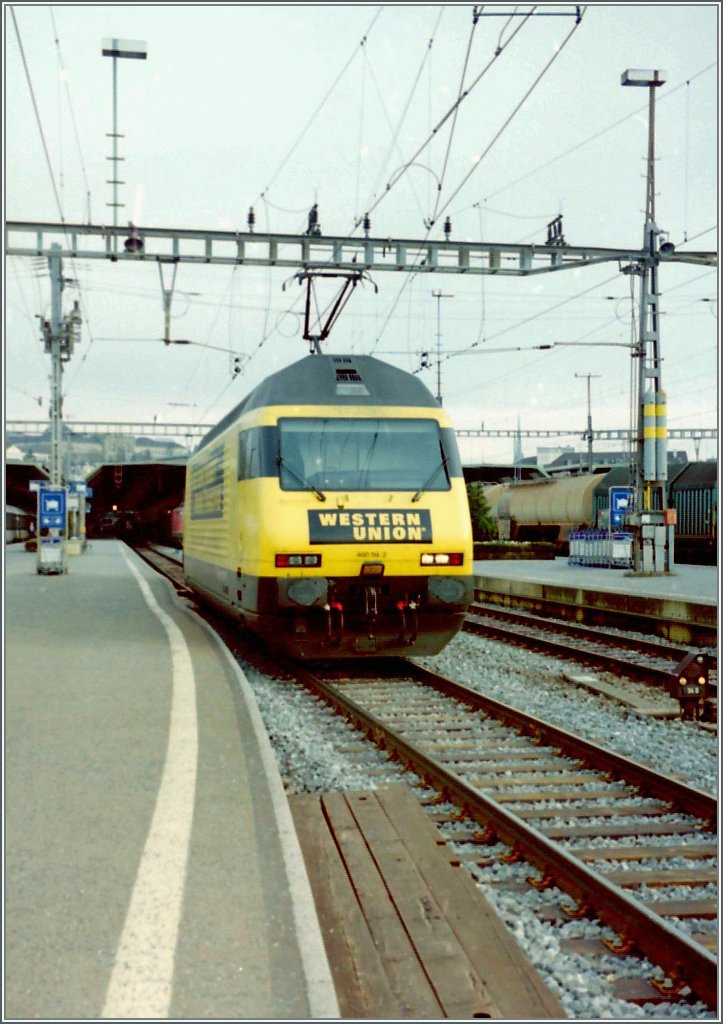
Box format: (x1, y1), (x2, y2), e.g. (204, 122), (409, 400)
(671, 650), (713, 722)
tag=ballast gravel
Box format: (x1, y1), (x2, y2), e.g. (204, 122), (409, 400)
(237, 631), (718, 1020)
(418, 632), (718, 796)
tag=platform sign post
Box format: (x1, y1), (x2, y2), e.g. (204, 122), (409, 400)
(66, 482), (89, 555)
(36, 485), (68, 574)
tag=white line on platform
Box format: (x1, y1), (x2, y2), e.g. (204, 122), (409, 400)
(189, 609), (341, 1018)
(102, 549), (198, 1019)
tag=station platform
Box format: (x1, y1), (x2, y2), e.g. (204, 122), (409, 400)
(4, 540), (338, 1020)
(473, 557), (718, 645)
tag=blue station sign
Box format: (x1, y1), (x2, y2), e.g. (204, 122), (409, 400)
(67, 481), (92, 497)
(609, 486), (634, 528)
(39, 489), (67, 529)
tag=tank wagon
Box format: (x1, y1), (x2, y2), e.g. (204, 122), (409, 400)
(488, 474), (606, 544)
(183, 354), (474, 658)
(482, 462), (717, 563)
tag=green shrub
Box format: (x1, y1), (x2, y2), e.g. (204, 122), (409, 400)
(466, 483), (497, 541)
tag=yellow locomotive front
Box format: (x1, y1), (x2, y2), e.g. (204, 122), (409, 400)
(184, 354), (474, 658)
(262, 409), (473, 656)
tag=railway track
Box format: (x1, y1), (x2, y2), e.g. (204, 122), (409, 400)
(288, 657), (718, 1012)
(135, 542), (718, 1013)
(475, 582), (717, 650)
(138, 544), (715, 670)
(137, 543), (717, 721)
(466, 603), (717, 700)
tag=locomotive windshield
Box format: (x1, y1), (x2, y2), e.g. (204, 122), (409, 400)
(278, 418), (451, 493)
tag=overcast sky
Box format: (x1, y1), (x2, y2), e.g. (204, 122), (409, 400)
(4, 3), (719, 464)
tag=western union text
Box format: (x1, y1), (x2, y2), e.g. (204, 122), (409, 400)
(308, 509), (432, 544)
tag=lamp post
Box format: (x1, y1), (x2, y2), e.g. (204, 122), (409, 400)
(621, 69), (672, 574)
(102, 38), (147, 251)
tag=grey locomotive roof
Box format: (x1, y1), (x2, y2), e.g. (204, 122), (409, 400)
(197, 354), (439, 451)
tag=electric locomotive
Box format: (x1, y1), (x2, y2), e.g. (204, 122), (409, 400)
(183, 353), (474, 658)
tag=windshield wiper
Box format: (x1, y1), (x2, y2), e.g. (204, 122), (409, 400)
(411, 453), (449, 503)
(277, 456), (327, 502)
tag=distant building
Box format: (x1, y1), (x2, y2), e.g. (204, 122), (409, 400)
(542, 449), (689, 475)
(103, 434), (136, 462)
(535, 445), (575, 469)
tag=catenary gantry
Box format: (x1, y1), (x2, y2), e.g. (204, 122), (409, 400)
(7, 420), (717, 443)
(5, 221), (716, 275)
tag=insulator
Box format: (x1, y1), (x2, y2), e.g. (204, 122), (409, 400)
(247, 206), (255, 232)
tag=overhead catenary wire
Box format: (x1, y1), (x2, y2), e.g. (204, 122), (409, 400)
(472, 203), (487, 347)
(361, 49), (431, 226)
(11, 10), (68, 239)
(683, 78), (691, 243)
(53, 12), (64, 211)
(431, 7), (586, 226)
(199, 8), (708, 399)
(95, 337), (248, 358)
(448, 267), (717, 419)
(367, 9), (584, 355)
(9, 12), (714, 444)
(10, 6), (98, 404)
(359, 6), (536, 229)
(441, 269), (623, 365)
(428, 4), (483, 227)
(7, 259), (52, 377)
(179, 264), (241, 393)
(482, 60), (716, 205)
(363, 6), (445, 218)
(375, 61), (710, 393)
(50, 8), (94, 222)
(354, 38), (368, 227)
(7, 383), (45, 407)
(214, 10), (389, 403)
(251, 6), (384, 208)
(677, 226), (717, 247)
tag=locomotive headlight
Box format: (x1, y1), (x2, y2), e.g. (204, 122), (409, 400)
(421, 553), (464, 566)
(275, 553), (322, 568)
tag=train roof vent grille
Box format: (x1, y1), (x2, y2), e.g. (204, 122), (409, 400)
(334, 365), (369, 396)
(336, 368), (362, 383)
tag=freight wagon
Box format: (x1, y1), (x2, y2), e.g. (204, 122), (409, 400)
(481, 462), (717, 564)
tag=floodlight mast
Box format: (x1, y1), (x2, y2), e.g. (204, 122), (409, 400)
(621, 68), (671, 574)
(101, 38), (147, 252)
